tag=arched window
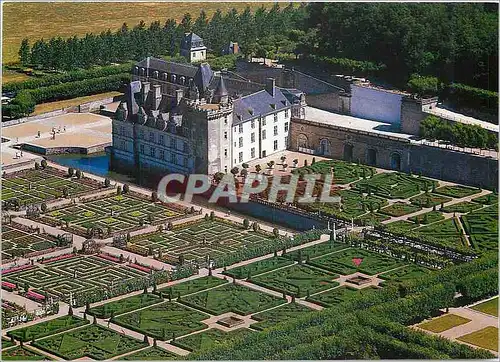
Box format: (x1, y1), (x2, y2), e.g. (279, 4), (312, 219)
(153, 71), (159, 78)
(140, 68), (145, 76)
(391, 153), (402, 170)
(297, 134), (308, 149)
(343, 144), (353, 161)
(320, 139), (331, 156)
(162, 73), (168, 80)
(366, 149), (377, 166)
(171, 74), (177, 83)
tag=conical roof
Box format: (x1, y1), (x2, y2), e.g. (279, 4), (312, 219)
(214, 76), (228, 97)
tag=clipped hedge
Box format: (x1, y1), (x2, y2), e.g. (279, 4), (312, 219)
(445, 83), (498, 115)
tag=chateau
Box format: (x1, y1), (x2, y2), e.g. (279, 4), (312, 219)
(110, 33), (306, 176)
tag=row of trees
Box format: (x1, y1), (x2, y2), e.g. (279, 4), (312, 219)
(420, 115), (498, 150)
(191, 252), (497, 359)
(18, 4), (305, 71)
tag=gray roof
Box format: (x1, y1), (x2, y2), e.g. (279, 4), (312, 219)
(280, 88), (303, 104)
(194, 63), (213, 91)
(181, 32), (205, 50)
(213, 76), (228, 97)
(232, 87), (291, 125)
(136, 57), (198, 78)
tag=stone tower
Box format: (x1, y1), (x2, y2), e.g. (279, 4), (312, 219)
(180, 32), (207, 63)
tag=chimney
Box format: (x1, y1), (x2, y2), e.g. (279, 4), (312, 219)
(175, 89), (184, 105)
(142, 82), (150, 103)
(266, 78), (275, 97)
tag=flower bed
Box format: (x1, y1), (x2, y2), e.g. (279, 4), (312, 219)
(97, 253), (122, 263)
(25, 290), (45, 302)
(2, 281), (17, 291)
(2, 264), (34, 275)
(128, 263), (151, 273)
(40, 253), (75, 264)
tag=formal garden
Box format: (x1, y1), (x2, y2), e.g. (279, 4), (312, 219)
(250, 302), (312, 330)
(36, 193), (185, 237)
(1, 223), (70, 260)
(352, 172), (437, 199)
(112, 301), (208, 340)
(223, 256), (294, 279)
(1, 166), (98, 208)
(87, 293), (163, 319)
(32, 324), (147, 360)
(2, 346), (49, 360)
(379, 264), (434, 283)
(291, 159), (375, 185)
(124, 218), (278, 266)
(172, 328), (254, 352)
(6, 315), (88, 341)
(156, 276), (227, 299)
(118, 346), (178, 360)
(306, 285), (379, 308)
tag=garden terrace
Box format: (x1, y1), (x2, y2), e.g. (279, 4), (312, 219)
(355, 212), (390, 226)
(2, 346), (49, 360)
(1, 166), (101, 207)
(441, 201), (483, 213)
(409, 193), (452, 207)
(411, 218), (468, 248)
(291, 159), (375, 185)
(2, 255), (151, 305)
(1, 223), (69, 260)
(378, 265), (434, 283)
(32, 324), (147, 360)
(383, 220), (415, 233)
(36, 193), (185, 238)
(462, 206), (498, 252)
(125, 219), (277, 266)
(379, 202), (421, 217)
(352, 172), (437, 199)
(307, 248), (404, 275)
(434, 185), (482, 198)
(87, 293), (163, 319)
(250, 264), (340, 297)
(7, 315), (88, 341)
(172, 328), (254, 352)
(181, 283), (286, 316)
(156, 276), (227, 299)
(250, 302), (313, 330)
(306, 285), (379, 308)
(223, 256), (294, 279)
(118, 346), (178, 360)
(112, 301), (208, 340)
(284, 241), (349, 262)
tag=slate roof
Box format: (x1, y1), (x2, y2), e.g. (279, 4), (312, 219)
(232, 87), (292, 125)
(280, 88), (303, 104)
(181, 32), (206, 50)
(136, 57), (198, 78)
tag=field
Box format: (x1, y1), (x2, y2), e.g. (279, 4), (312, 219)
(306, 286), (379, 308)
(250, 264), (339, 297)
(172, 328), (253, 352)
(418, 314), (471, 333)
(250, 302), (312, 330)
(88, 293), (163, 319)
(470, 297), (498, 317)
(156, 276), (227, 299)
(32, 324), (147, 360)
(352, 172), (437, 199)
(308, 248), (404, 276)
(118, 346), (178, 360)
(3, 255), (149, 303)
(457, 326), (498, 352)
(1, 224), (64, 260)
(181, 283), (286, 316)
(3, 2), (267, 65)
(2, 346), (49, 361)
(126, 219), (275, 265)
(224, 256), (294, 279)
(112, 302), (208, 340)
(7, 315), (88, 341)
(1, 168), (95, 206)
(38, 193), (182, 236)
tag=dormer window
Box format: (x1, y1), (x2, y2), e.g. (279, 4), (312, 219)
(248, 108), (254, 116)
(270, 104), (276, 110)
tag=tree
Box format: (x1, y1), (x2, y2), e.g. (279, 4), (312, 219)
(243, 219), (250, 229)
(293, 159), (299, 167)
(123, 184), (130, 193)
(104, 178), (111, 187)
(255, 164), (262, 174)
(273, 228), (280, 238)
(34, 162), (40, 170)
(151, 191), (158, 202)
(41, 159), (47, 168)
(230, 167), (239, 177)
(68, 167), (75, 177)
(41, 203), (47, 213)
(116, 186), (122, 195)
(252, 222), (259, 232)
(240, 169), (248, 178)
(75, 169), (82, 179)
(19, 38), (31, 66)
(210, 211), (215, 220)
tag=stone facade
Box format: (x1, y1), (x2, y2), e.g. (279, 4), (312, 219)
(400, 96), (439, 135)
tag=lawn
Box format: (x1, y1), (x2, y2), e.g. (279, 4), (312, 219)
(3, 2), (267, 64)
(250, 264), (339, 297)
(118, 346), (178, 360)
(434, 185), (481, 198)
(408, 211), (445, 224)
(379, 265), (433, 283)
(172, 328), (253, 352)
(2, 346), (50, 361)
(470, 297), (498, 317)
(457, 326), (498, 352)
(32, 324), (147, 360)
(7, 315), (88, 342)
(284, 242), (349, 262)
(88, 293), (163, 319)
(32, 92), (122, 115)
(418, 314), (471, 333)
(181, 283), (286, 316)
(113, 302), (208, 340)
(308, 248), (403, 276)
(156, 276), (227, 299)
(251, 302), (313, 330)
(379, 202), (421, 217)
(306, 286), (379, 308)
(224, 256), (294, 279)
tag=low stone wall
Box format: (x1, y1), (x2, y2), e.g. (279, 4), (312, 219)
(22, 142), (111, 155)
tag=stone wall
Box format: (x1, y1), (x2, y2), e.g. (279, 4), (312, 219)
(289, 117), (498, 189)
(400, 96), (439, 135)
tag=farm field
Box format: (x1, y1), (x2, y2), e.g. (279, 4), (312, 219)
(250, 302), (312, 330)
(38, 193), (184, 237)
(1, 223), (67, 260)
(32, 324), (147, 360)
(250, 264), (339, 297)
(1, 167), (97, 206)
(3, 254), (149, 305)
(181, 283), (286, 316)
(172, 328), (254, 352)
(126, 219), (276, 265)
(112, 302), (208, 340)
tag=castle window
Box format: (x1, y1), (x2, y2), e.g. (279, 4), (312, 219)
(159, 150), (164, 160)
(238, 124), (243, 133)
(251, 120), (255, 129)
(180, 76), (185, 85)
(183, 142), (189, 153)
(150, 147), (156, 157)
(274, 140), (278, 151)
(224, 116), (228, 125)
(153, 71), (159, 78)
(149, 132), (154, 142)
(171, 153), (176, 164)
(140, 144), (145, 154)
(183, 157), (188, 167)
(140, 130), (145, 139)
(224, 149), (228, 157)
(285, 109), (289, 118)
(159, 135), (164, 145)
(251, 147), (255, 158)
(262, 117), (266, 126)
(239, 152), (243, 163)
(274, 125), (278, 136)
(251, 133), (255, 143)
(274, 113), (278, 122)
(224, 131), (228, 140)
(163, 73), (168, 80)
(239, 137), (243, 148)
(284, 122), (289, 132)
(120, 140), (126, 150)
(171, 74), (176, 83)
(262, 130), (266, 140)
